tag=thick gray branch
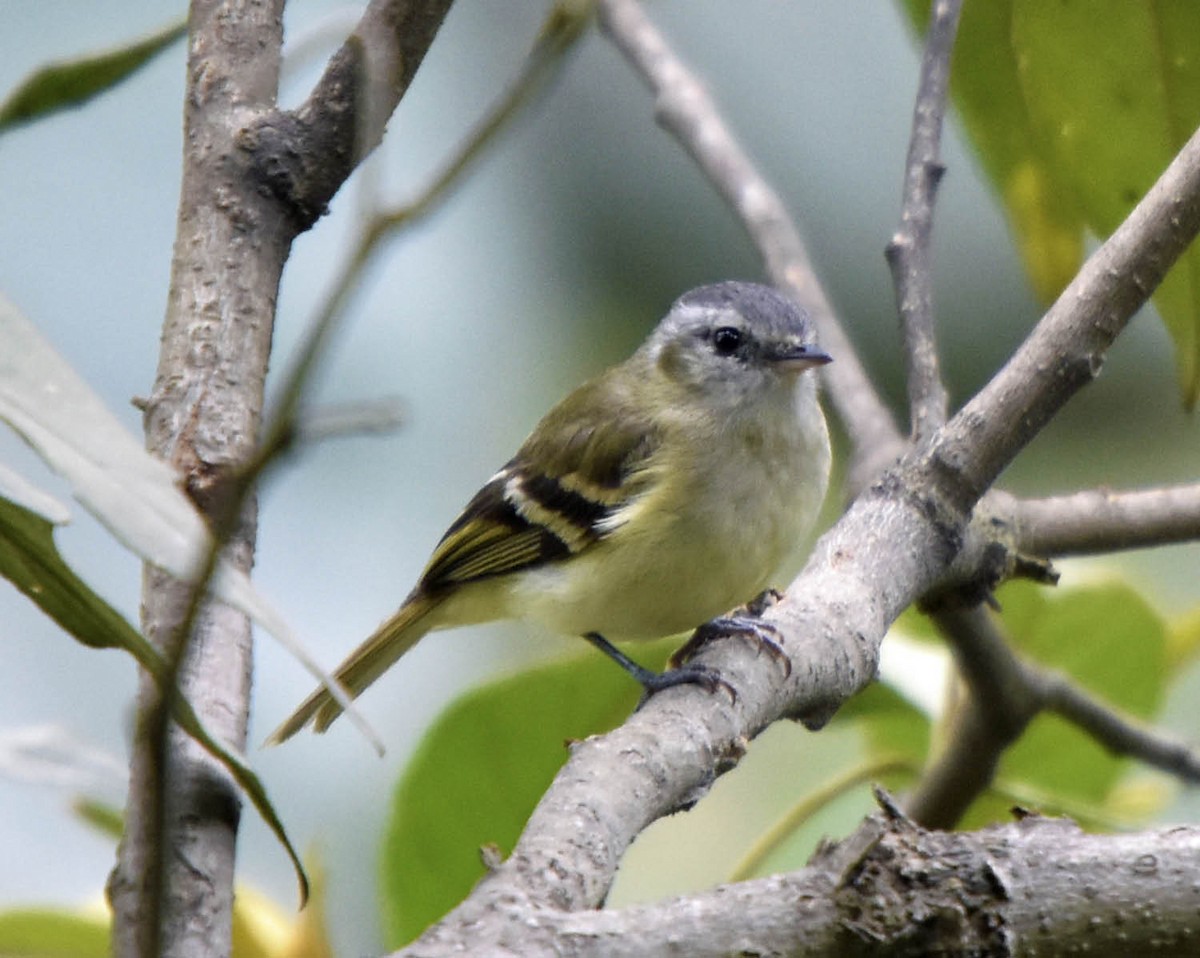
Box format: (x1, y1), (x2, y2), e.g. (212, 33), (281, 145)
(110, 3), (457, 956)
(111, 4), (287, 955)
(409, 814), (1200, 957)
(242, 0), (455, 231)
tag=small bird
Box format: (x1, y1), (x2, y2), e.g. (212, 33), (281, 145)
(269, 281), (831, 743)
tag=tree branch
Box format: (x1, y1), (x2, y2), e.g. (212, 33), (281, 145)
(1017, 483), (1200, 556)
(886, 0), (960, 443)
(597, 0), (905, 487)
(905, 604), (1038, 828)
(1038, 669), (1200, 782)
(926, 122), (1200, 508)
(241, 0), (456, 231)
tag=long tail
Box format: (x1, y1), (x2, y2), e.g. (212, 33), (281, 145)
(266, 592), (439, 744)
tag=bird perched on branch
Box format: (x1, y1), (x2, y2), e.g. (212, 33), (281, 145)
(269, 281), (831, 743)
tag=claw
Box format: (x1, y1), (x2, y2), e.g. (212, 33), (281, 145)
(669, 590), (792, 678)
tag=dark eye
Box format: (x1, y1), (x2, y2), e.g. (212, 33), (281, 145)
(712, 326), (743, 356)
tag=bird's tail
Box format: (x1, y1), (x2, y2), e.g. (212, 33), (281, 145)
(266, 593), (438, 744)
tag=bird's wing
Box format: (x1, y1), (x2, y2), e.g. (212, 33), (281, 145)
(419, 374), (659, 590)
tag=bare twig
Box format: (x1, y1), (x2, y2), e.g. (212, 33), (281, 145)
(264, 1), (591, 466)
(885, 0), (960, 443)
(1017, 483), (1200, 556)
(1037, 670), (1200, 782)
(295, 398), (406, 443)
(597, 0), (904, 487)
(927, 123), (1200, 507)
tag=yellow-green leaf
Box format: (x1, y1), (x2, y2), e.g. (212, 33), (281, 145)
(902, 0), (1200, 404)
(380, 646), (650, 946)
(1012, 0), (1200, 406)
(901, 0), (1085, 302)
(0, 18), (186, 133)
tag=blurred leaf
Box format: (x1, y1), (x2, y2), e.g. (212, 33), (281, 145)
(900, 0), (1085, 301)
(1166, 604), (1200, 672)
(71, 797), (125, 842)
(0, 909), (109, 958)
(0, 495), (308, 903)
(902, 0), (1200, 404)
(380, 645), (654, 946)
(0, 865), (329, 958)
(0, 18), (186, 133)
(1012, 0), (1200, 406)
(0, 292), (377, 751)
(959, 579), (1168, 828)
(232, 861), (333, 958)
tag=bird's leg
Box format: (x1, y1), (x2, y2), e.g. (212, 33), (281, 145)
(582, 632), (737, 704)
(669, 588), (792, 677)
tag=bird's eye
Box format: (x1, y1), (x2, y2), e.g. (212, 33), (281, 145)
(712, 326), (744, 356)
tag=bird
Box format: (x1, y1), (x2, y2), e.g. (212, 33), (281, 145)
(268, 281), (831, 743)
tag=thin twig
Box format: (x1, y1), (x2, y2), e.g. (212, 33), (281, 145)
(1037, 669), (1200, 782)
(295, 397), (406, 443)
(597, 0), (904, 487)
(885, 0), (960, 443)
(727, 756), (916, 882)
(259, 0), (592, 471)
(1017, 483), (1200, 556)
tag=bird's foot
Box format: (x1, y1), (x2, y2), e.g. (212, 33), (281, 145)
(669, 589), (791, 678)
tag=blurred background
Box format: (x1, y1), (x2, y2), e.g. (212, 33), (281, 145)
(1, 2), (1197, 953)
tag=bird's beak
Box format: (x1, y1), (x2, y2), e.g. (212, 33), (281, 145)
(770, 344), (832, 374)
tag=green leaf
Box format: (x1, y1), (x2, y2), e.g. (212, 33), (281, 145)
(0, 909), (109, 958)
(1012, 0), (1200, 406)
(959, 579), (1168, 828)
(71, 798), (125, 841)
(380, 645), (652, 946)
(0, 489), (310, 905)
(0, 18), (186, 133)
(0, 493), (148, 654)
(902, 0), (1200, 404)
(900, 0), (1085, 303)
